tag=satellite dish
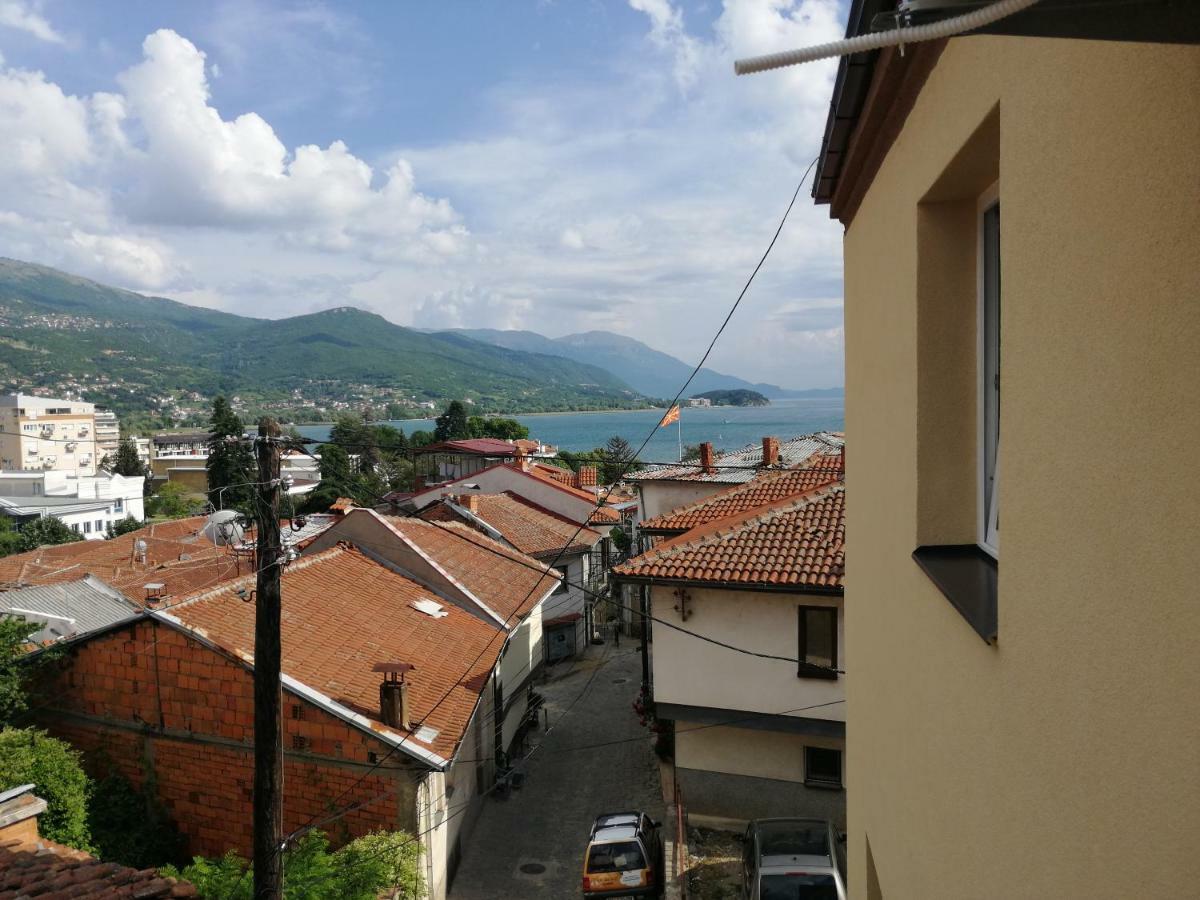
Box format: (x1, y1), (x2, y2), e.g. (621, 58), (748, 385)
(202, 509), (245, 546)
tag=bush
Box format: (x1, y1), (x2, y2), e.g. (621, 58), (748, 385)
(0, 728), (93, 851)
(105, 516), (145, 539)
(89, 771), (187, 869)
(17, 516), (84, 551)
(162, 829), (424, 899)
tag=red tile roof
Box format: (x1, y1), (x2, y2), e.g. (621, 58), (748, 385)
(613, 484), (844, 590)
(0, 836), (196, 898)
(639, 460), (844, 534)
(629, 432), (843, 484)
(426, 492), (602, 559)
(0, 518), (226, 595)
(415, 438), (517, 456)
(381, 516), (561, 623)
(165, 545), (505, 761)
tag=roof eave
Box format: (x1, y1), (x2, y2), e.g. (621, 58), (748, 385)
(610, 572), (843, 595)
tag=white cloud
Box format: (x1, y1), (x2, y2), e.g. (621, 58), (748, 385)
(0, 0), (63, 44)
(414, 286), (533, 331)
(628, 0), (703, 91)
(560, 228), (585, 250)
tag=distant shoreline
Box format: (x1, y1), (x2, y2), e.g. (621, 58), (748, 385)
(288, 406), (663, 427)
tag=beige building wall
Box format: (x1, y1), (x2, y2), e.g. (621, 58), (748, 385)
(843, 37), (1200, 898)
(636, 481), (725, 522)
(0, 396), (98, 475)
(675, 721), (842, 785)
(651, 585), (844, 723)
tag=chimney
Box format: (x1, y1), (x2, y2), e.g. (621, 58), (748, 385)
(375, 663), (414, 730)
(0, 784), (47, 847)
(699, 442), (715, 475)
(461, 493), (480, 514)
(762, 436), (781, 468)
(578, 465), (598, 488)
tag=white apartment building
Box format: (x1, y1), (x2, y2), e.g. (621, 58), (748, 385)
(0, 470), (145, 539)
(0, 394), (99, 476)
(93, 408), (121, 460)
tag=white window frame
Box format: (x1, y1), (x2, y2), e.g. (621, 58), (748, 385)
(977, 183), (1001, 557)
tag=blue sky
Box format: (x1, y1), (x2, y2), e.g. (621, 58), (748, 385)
(0, 0), (848, 388)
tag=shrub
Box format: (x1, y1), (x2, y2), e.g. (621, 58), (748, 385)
(162, 829), (424, 899)
(0, 728), (93, 851)
(89, 771), (187, 869)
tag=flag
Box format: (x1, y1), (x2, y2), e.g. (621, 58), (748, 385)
(658, 405), (680, 428)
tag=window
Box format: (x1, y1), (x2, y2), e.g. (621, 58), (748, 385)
(555, 563), (570, 594)
(979, 193), (1000, 554)
(95, 520), (104, 532)
(82, 521), (92, 534)
(113, 498), (123, 512)
(71, 523), (80, 533)
(797, 606), (837, 679)
(804, 746), (842, 789)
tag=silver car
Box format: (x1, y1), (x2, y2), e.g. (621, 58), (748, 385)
(741, 818), (847, 900)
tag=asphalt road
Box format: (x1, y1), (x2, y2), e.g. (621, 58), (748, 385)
(448, 643), (665, 899)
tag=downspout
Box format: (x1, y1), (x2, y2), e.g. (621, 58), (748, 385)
(639, 584), (651, 700)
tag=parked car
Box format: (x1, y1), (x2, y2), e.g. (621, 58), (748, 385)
(581, 811), (664, 898)
(741, 818), (847, 900)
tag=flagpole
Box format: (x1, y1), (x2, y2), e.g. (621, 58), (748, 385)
(677, 409), (682, 462)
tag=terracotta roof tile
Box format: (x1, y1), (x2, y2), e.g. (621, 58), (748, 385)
(431, 492), (602, 559)
(167, 545), (504, 760)
(614, 484), (844, 590)
(639, 459), (843, 534)
(0, 837), (196, 898)
(381, 516), (561, 623)
(629, 432), (844, 484)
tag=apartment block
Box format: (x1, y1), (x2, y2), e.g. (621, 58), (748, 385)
(0, 394), (98, 476)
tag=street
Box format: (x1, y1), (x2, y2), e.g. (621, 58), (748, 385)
(449, 642), (665, 899)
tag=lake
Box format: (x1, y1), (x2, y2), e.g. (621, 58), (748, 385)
(295, 397), (844, 462)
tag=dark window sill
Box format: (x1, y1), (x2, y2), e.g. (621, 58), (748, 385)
(913, 545), (997, 644)
(797, 665), (839, 681)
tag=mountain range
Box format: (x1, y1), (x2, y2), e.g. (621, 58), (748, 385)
(0, 258), (838, 423)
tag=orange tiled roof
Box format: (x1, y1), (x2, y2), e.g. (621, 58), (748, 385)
(613, 484), (844, 590)
(166, 545), (504, 761)
(639, 460), (843, 534)
(382, 516), (561, 623)
(428, 492), (602, 559)
(0, 517), (224, 595)
(0, 835), (195, 898)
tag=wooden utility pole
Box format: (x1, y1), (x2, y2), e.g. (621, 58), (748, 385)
(253, 418), (284, 900)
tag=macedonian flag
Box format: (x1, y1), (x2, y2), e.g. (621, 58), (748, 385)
(658, 405), (680, 428)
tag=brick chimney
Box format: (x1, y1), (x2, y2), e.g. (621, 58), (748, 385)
(762, 436), (781, 468)
(578, 465), (598, 487)
(375, 663), (414, 731)
(0, 784), (47, 847)
(461, 493), (480, 514)
(699, 442), (715, 475)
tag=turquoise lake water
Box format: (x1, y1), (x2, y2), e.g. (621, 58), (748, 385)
(295, 397), (844, 461)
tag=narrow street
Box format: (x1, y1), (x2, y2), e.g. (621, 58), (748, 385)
(449, 641), (665, 899)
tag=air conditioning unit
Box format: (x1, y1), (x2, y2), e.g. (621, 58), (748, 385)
(42, 458), (55, 468)
(26, 445), (38, 455)
(65, 442), (77, 452)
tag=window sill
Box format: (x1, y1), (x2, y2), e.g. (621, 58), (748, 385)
(912, 544), (997, 644)
(803, 780), (844, 791)
(796, 665), (839, 681)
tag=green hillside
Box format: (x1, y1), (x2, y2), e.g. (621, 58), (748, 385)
(0, 259), (644, 423)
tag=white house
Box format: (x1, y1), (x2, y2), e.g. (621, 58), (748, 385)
(614, 483), (846, 828)
(0, 470), (145, 539)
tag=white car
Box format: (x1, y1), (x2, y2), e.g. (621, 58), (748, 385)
(741, 818), (847, 900)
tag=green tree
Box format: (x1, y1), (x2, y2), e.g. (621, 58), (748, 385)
(110, 438), (147, 478)
(0, 616), (42, 725)
(89, 771), (187, 869)
(330, 414), (379, 470)
(18, 516), (85, 551)
(162, 829), (423, 900)
(408, 429), (435, 449)
(0, 728), (94, 851)
(602, 435), (639, 484)
(205, 398), (254, 511)
(466, 415), (530, 441)
(146, 482), (206, 519)
(0, 518), (25, 557)
(105, 516), (145, 539)
(433, 401), (470, 442)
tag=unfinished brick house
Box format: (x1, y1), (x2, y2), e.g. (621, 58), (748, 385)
(14, 512), (560, 900)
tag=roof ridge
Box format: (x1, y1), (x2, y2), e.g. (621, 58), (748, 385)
(631, 482), (843, 567)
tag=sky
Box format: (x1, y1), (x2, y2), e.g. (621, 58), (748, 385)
(0, 0), (848, 389)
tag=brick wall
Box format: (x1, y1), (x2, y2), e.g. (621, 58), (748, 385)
(31, 619), (422, 858)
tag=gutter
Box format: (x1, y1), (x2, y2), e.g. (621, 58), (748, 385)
(611, 573), (843, 596)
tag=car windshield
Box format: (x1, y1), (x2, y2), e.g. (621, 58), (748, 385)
(587, 841), (646, 873)
(760, 873), (838, 900)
